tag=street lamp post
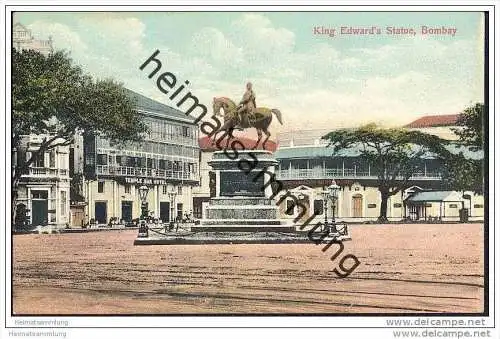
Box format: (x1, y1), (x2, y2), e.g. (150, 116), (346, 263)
(137, 185), (149, 238)
(138, 185), (149, 220)
(320, 189), (329, 231)
(167, 187), (178, 223)
(328, 180), (340, 225)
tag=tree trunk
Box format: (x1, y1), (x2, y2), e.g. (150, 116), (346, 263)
(378, 190), (389, 223)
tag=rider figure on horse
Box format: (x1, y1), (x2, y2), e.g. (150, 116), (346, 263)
(236, 82), (256, 129)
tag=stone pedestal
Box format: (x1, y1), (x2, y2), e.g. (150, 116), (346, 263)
(192, 150), (294, 232)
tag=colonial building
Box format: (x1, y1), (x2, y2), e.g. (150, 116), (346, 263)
(12, 23), (70, 229)
(273, 125), (484, 224)
(14, 135), (71, 228)
(83, 89), (200, 224)
(178, 113), (484, 225)
(274, 140), (440, 223)
(404, 114), (461, 140)
(13, 22), (53, 56)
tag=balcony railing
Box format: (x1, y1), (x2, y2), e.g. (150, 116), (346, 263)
(25, 167), (69, 178)
(96, 165), (198, 181)
(276, 168), (441, 181)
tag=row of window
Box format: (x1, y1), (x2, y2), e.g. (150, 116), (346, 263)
(13, 30), (30, 38)
(97, 182), (183, 195)
(415, 203), (481, 208)
(29, 151), (67, 168)
(144, 117), (197, 143)
(96, 138), (198, 157)
(279, 163), (441, 173)
(284, 200), (326, 216)
(60, 191), (67, 216)
(93, 201), (185, 224)
(96, 154), (197, 173)
(138, 142), (197, 156)
(282, 200), (483, 215)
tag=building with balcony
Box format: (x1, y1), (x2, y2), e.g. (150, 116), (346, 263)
(12, 23), (68, 229)
(13, 22), (53, 56)
(273, 128), (484, 224)
(83, 89), (200, 224)
(13, 135), (71, 228)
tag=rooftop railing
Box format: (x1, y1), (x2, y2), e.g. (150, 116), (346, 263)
(276, 168), (441, 181)
(25, 167), (69, 178)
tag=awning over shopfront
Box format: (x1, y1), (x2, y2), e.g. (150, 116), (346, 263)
(406, 191), (463, 203)
(404, 190), (465, 221)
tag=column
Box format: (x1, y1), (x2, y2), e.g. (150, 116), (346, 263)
(87, 181), (93, 220)
(55, 181), (60, 227)
(132, 185), (138, 219)
(154, 185), (159, 217)
(27, 187), (32, 225)
(113, 181), (117, 220)
(337, 189), (342, 218)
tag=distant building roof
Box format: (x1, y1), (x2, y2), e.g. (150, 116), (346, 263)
(13, 22), (54, 55)
(125, 88), (197, 124)
(275, 145), (361, 159)
(277, 129), (332, 147)
(199, 135), (277, 152)
(404, 114), (460, 128)
(406, 191), (463, 202)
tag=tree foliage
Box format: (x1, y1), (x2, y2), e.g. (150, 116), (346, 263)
(441, 152), (483, 194)
(322, 123), (451, 222)
(442, 103), (485, 193)
(12, 48), (147, 149)
(12, 48), (148, 222)
(452, 103), (484, 151)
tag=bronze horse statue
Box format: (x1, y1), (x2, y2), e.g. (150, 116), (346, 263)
(211, 97), (283, 150)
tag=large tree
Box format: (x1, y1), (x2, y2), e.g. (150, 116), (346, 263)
(452, 103), (484, 151)
(441, 152), (483, 194)
(12, 48), (147, 223)
(441, 103), (484, 194)
(322, 123), (451, 222)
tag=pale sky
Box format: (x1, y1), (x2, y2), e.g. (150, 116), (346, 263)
(14, 11), (484, 136)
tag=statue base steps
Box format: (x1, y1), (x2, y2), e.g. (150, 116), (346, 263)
(191, 224), (295, 233)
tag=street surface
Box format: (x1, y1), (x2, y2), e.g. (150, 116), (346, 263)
(12, 224), (484, 314)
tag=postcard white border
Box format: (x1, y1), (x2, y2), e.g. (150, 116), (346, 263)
(1, 1), (497, 337)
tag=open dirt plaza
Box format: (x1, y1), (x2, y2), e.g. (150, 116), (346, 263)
(12, 223), (484, 314)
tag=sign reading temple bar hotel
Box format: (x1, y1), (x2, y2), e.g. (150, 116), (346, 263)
(122, 177), (169, 186)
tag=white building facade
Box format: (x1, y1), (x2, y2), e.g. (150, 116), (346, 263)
(13, 22), (53, 55)
(83, 89), (200, 224)
(14, 135), (71, 228)
(12, 22), (70, 229)
(273, 124), (484, 225)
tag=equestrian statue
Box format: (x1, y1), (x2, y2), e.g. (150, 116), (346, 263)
(212, 82), (283, 150)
